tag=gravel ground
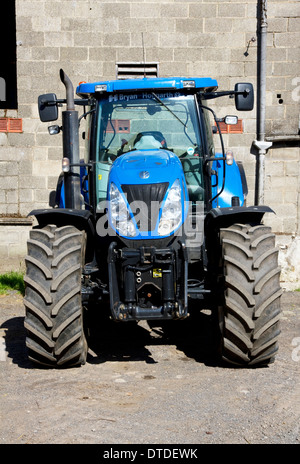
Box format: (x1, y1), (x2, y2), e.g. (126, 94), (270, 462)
(0, 290), (299, 445)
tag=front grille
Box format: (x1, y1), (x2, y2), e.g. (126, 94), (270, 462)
(121, 183), (169, 231)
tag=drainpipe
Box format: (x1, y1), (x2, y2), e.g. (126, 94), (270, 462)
(254, 0), (272, 205)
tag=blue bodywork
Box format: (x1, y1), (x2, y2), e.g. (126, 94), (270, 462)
(107, 149), (189, 239)
(56, 76), (246, 236)
(58, 162), (89, 208)
(212, 153), (245, 208)
(77, 77), (218, 96)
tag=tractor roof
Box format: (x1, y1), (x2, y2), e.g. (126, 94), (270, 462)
(76, 76), (218, 97)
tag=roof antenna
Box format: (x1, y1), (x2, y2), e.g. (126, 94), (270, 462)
(142, 32), (146, 78)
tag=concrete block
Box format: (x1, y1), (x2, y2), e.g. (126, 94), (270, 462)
(287, 47), (300, 63)
(32, 160), (61, 178)
(61, 18), (90, 32)
(0, 244), (9, 258)
(288, 17), (300, 32)
(0, 176), (18, 190)
(19, 176), (46, 189)
(47, 176), (59, 190)
(89, 47), (117, 62)
(176, 18), (203, 34)
(189, 3), (217, 18)
(132, 3), (161, 18)
(36, 133), (62, 148)
(0, 133), (8, 146)
(269, 2), (300, 19)
(6, 204), (19, 215)
(0, 161), (18, 176)
(285, 161), (300, 177)
(17, 1), (45, 17)
(8, 243), (28, 258)
(60, 47), (88, 62)
(103, 33), (130, 47)
(268, 18), (288, 33)
(19, 203), (35, 217)
(0, 229), (20, 244)
(17, 60), (44, 77)
(143, 48), (174, 63)
(48, 147), (63, 161)
(19, 189), (34, 202)
(34, 189), (51, 203)
(263, 214), (283, 234)
(275, 32), (300, 48)
(17, 31), (45, 47)
(188, 33), (217, 48)
(218, 3), (246, 18)
(273, 62), (300, 77)
(159, 62), (188, 77)
(266, 48), (288, 62)
(176, 48), (202, 62)
(74, 33), (103, 47)
(147, 18), (175, 33)
(32, 47), (60, 61)
(44, 1), (89, 18)
(159, 32), (188, 48)
(115, 47), (145, 63)
(204, 18), (232, 33)
(6, 190), (19, 204)
(117, 18), (148, 34)
(16, 16), (32, 31)
(44, 32), (73, 47)
(202, 48), (231, 62)
(161, 4), (188, 18)
(32, 16), (62, 32)
(100, 3), (130, 19)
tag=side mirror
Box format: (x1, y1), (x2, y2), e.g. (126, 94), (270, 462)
(234, 83), (254, 111)
(38, 93), (58, 122)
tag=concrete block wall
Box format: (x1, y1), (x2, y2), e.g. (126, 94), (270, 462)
(0, 0), (299, 287)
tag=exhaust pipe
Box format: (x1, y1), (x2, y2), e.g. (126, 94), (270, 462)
(60, 69), (75, 111)
(60, 69), (81, 210)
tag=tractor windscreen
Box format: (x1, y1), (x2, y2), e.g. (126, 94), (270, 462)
(95, 93), (204, 202)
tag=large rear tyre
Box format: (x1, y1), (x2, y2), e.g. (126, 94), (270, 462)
(218, 223), (282, 367)
(24, 225), (88, 367)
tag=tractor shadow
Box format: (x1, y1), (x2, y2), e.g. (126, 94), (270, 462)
(0, 316), (32, 368)
(87, 307), (220, 366)
(0, 310), (220, 368)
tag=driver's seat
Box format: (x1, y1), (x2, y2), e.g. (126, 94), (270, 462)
(134, 131), (167, 150)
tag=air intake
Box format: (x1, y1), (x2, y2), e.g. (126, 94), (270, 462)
(121, 183), (168, 231)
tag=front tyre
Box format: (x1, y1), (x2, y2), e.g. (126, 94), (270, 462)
(24, 225), (88, 367)
(218, 224), (282, 367)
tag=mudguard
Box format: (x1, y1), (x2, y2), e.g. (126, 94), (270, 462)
(28, 208), (96, 262)
(205, 204), (274, 235)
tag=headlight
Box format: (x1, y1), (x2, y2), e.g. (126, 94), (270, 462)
(158, 179), (182, 236)
(109, 182), (137, 237)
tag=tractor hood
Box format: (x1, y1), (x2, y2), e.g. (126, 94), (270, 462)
(109, 149), (184, 185)
(107, 149), (189, 240)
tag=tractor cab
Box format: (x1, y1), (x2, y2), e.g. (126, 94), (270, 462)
(76, 77), (251, 242)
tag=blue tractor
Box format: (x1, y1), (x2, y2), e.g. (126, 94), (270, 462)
(24, 70), (282, 368)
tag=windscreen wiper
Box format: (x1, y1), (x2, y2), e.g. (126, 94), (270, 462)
(151, 92), (186, 127)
